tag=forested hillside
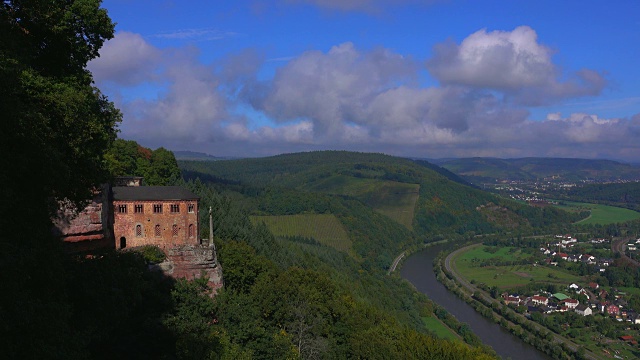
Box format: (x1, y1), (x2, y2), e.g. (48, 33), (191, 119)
(561, 182), (640, 211)
(181, 151), (583, 248)
(435, 157), (640, 183)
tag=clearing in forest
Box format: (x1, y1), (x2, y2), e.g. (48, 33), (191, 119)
(251, 214), (352, 254)
(306, 175), (420, 230)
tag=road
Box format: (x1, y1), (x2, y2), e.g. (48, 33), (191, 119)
(611, 238), (640, 267)
(443, 244), (602, 360)
(388, 251), (405, 274)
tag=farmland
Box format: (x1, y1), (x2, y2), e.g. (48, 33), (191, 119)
(306, 175), (420, 229)
(553, 200), (640, 225)
(251, 214), (352, 254)
(453, 245), (584, 290)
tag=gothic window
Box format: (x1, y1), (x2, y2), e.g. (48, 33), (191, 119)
(155, 224), (161, 237)
(188, 203), (195, 213)
(188, 224), (194, 238)
(135, 224), (142, 237)
(134, 204), (144, 213)
(118, 204), (127, 213)
(172, 224), (178, 237)
(153, 204), (162, 213)
(170, 204), (180, 213)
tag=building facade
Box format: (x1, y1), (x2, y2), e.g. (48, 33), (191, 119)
(112, 186), (199, 250)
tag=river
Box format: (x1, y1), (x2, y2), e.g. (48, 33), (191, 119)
(400, 243), (551, 360)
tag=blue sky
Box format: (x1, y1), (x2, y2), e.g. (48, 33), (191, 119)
(89, 0), (640, 161)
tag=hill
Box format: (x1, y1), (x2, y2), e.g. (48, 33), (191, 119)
(433, 157), (640, 183)
(173, 150), (226, 161)
(180, 151), (583, 264)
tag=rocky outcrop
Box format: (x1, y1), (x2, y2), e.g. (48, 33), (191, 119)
(53, 184), (113, 253)
(154, 244), (224, 295)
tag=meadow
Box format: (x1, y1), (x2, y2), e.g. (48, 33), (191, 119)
(422, 317), (459, 341)
(553, 200), (640, 225)
(454, 246), (584, 289)
(306, 175), (420, 229)
(251, 214), (352, 254)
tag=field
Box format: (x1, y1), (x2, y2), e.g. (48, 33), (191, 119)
(251, 214), (352, 254)
(306, 175), (420, 229)
(553, 200), (640, 225)
(422, 316), (459, 341)
(454, 246), (584, 289)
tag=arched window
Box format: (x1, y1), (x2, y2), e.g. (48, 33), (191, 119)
(188, 224), (194, 238)
(135, 224), (142, 237)
(155, 224), (161, 237)
(172, 224), (178, 237)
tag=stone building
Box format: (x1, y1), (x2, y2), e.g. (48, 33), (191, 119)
(55, 180), (223, 295)
(112, 186), (199, 250)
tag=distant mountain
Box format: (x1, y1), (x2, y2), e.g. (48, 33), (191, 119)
(173, 151), (224, 161)
(435, 157), (640, 183)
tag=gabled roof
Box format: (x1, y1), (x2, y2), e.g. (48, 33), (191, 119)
(113, 186), (199, 201)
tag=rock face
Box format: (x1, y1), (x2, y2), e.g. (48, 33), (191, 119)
(155, 244), (224, 295)
(53, 184), (113, 253)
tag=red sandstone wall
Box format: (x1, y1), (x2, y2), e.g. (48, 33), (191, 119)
(113, 200), (199, 249)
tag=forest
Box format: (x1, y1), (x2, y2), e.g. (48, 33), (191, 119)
(0, 2), (603, 359)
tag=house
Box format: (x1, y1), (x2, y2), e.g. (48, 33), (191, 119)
(588, 282), (599, 290)
(575, 304), (592, 316)
(532, 295), (549, 306)
(607, 304), (620, 316)
(563, 298), (579, 309)
(568, 283), (580, 290)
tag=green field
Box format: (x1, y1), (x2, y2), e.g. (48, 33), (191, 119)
(454, 246), (584, 289)
(306, 175), (420, 229)
(553, 200), (640, 225)
(251, 214), (352, 254)
(422, 316), (459, 341)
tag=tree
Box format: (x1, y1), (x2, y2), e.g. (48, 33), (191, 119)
(0, 1), (120, 357)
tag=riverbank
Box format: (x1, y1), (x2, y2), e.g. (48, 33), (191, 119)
(401, 244), (551, 360)
(439, 244), (602, 360)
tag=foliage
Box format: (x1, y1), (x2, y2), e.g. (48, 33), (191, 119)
(105, 139), (181, 185)
(136, 245), (167, 264)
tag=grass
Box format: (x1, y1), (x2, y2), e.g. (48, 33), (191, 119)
(422, 316), (459, 341)
(453, 246), (584, 289)
(553, 200), (640, 225)
(306, 175), (420, 229)
(251, 214), (352, 254)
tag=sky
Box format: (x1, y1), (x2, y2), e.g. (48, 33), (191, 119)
(89, 0), (640, 161)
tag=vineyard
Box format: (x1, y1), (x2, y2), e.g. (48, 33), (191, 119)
(251, 214), (352, 254)
(307, 175), (420, 229)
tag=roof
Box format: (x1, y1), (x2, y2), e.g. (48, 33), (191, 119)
(113, 186), (199, 201)
(553, 293), (569, 300)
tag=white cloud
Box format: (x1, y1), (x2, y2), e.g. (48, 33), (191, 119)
(427, 26), (607, 105)
(88, 32), (162, 86)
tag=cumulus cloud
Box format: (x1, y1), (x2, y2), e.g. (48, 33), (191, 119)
(89, 32), (162, 86)
(89, 30), (638, 161)
(427, 26), (607, 105)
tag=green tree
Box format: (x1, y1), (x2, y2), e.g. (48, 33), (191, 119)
(0, 1), (120, 357)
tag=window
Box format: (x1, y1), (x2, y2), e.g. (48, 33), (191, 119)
(135, 224), (142, 237)
(153, 204), (162, 213)
(170, 204), (180, 213)
(155, 224), (161, 237)
(172, 224), (178, 237)
(118, 204), (127, 213)
(188, 203), (195, 213)
(134, 204), (144, 213)
(188, 224), (194, 238)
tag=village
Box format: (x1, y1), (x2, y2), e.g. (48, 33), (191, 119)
(497, 234), (640, 332)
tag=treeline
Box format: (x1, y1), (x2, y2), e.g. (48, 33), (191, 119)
(561, 182), (640, 211)
(105, 139), (181, 185)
